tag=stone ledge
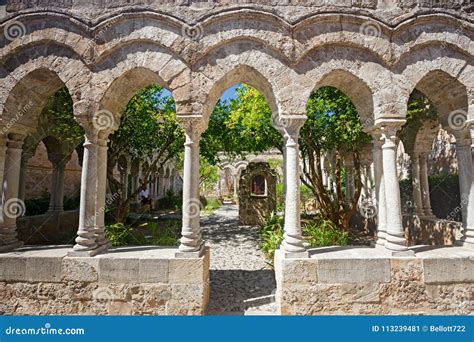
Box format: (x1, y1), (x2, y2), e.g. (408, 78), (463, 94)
(276, 246), (474, 315)
(0, 245), (210, 315)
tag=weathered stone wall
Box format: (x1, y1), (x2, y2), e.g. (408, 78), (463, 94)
(25, 142), (82, 200)
(275, 247), (473, 315)
(0, 247), (210, 315)
(403, 214), (458, 246)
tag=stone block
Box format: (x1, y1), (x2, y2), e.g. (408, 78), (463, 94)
(169, 252), (208, 284)
(317, 258), (390, 283)
(138, 258), (169, 283)
(167, 283), (206, 315)
(281, 259), (318, 284)
(423, 258), (474, 284)
(99, 258), (140, 283)
(0, 256), (26, 281)
(26, 256), (62, 282)
(62, 257), (99, 282)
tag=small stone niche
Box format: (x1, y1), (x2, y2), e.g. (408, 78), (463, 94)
(238, 161), (277, 226)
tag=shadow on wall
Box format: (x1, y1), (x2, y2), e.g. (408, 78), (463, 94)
(17, 210), (78, 245)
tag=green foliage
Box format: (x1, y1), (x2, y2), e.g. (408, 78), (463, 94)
(300, 184), (314, 210)
(155, 190), (182, 210)
(259, 212), (284, 261)
(200, 157), (219, 190)
(303, 87), (370, 152)
(40, 87), (84, 145)
(303, 219), (349, 247)
(110, 85), (184, 161)
(200, 84), (282, 164)
(276, 183), (285, 212)
(106, 219), (180, 247)
(203, 197), (222, 212)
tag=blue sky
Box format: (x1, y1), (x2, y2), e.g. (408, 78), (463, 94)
(162, 84), (240, 103)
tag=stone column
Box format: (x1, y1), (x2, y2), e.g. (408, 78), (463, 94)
(455, 142), (471, 241)
(462, 125), (474, 248)
(47, 153), (69, 212)
(372, 134), (387, 247)
(177, 117), (204, 257)
(344, 155), (354, 204)
(233, 174), (238, 202)
(380, 124), (412, 255)
(411, 154), (424, 215)
(281, 116), (307, 258)
(0, 134), (25, 252)
(94, 136), (112, 249)
(18, 151), (33, 202)
(69, 129), (100, 256)
(419, 152), (434, 217)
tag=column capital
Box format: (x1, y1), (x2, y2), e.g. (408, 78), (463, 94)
(7, 133), (26, 149)
(379, 122), (403, 149)
(177, 115), (206, 144)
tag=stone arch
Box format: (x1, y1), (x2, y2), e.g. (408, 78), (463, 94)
(194, 40), (295, 119)
(307, 68), (375, 129)
(0, 46), (91, 132)
(297, 45), (396, 121)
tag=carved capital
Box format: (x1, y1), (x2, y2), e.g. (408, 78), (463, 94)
(177, 115), (206, 145)
(279, 115), (306, 146)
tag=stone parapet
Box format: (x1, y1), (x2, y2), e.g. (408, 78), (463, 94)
(275, 246), (474, 315)
(0, 246), (210, 315)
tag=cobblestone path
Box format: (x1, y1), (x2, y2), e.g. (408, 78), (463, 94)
(202, 205), (277, 315)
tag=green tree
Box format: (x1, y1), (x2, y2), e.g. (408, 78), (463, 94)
(107, 85), (184, 222)
(300, 87), (370, 230)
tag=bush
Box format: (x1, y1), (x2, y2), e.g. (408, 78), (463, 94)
(259, 212), (284, 261)
(155, 190), (181, 210)
(303, 219), (349, 247)
(203, 196), (221, 212)
(106, 219), (181, 247)
(276, 183), (285, 212)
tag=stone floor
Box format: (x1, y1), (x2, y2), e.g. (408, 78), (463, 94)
(202, 205), (277, 315)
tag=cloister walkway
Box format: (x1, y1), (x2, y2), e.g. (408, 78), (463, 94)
(203, 205), (277, 315)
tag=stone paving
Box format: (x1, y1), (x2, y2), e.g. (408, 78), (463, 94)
(202, 205), (277, 315)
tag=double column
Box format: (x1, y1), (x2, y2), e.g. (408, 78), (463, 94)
(177, 116), (205, 257)
(47, 153), (70, 212)
(459, 123), (474, 248)
(379, 122), (413, 255)
(280, 116), (307, 258)
(411, 152), (434, 217)
(0, 134), (26, 252)
(371, 129), (387, 247)
(69, 108), (114, 257)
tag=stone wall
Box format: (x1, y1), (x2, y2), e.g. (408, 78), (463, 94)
(403, 215), (458, 246)
(275, 247), (474, 315)
(0, 246), (210, 315)
(25, 142), (82, 200)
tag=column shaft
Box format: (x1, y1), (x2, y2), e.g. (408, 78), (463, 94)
(372, 139), (387, 246)
(281, 118), (307, 257)
(0, 135), (25, 251)
(419, 153), (433, 216)
(381, 129), (410, 253)
(411, 155), (424, 215)
(94, 138), (111, 248)
(456, 144), (471, 242)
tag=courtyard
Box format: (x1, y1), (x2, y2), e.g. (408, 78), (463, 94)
(0, 0), (472, 318)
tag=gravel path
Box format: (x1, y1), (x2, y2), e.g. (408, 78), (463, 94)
(202, 205), (277, 315)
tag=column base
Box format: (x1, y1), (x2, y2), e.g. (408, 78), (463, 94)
(281, 250), (309, 258)
(67, 243), (109, 257)
(175, 245), (206, 258)
(0, 241), (23, 253)
(387, 249), (415, 256)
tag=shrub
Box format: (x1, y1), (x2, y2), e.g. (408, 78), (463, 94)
(303, 219), (349, 247)
(276, 183), (285, 212)
(259, 212), (284, 261)
(204, 197), (221, 212)
(155, 190), (182, 210)
(106, 223), (133, 246)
